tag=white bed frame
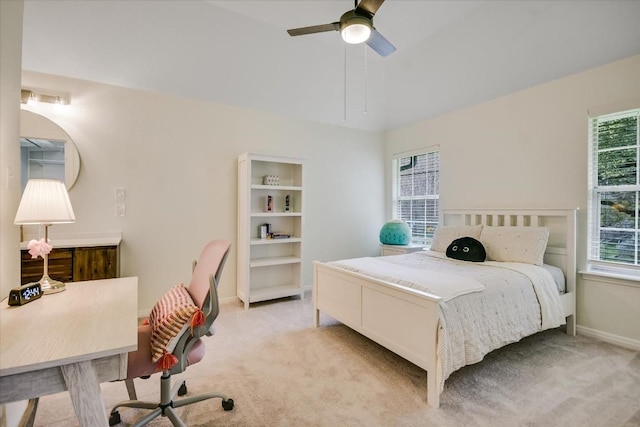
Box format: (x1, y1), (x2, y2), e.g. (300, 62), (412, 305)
(313, 209), (576, 408)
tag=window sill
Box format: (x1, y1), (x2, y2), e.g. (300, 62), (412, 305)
(579, 270), (640, 288)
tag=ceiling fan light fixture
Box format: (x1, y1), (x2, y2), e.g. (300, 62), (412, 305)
(286, 0), (395, 57)
(340, 12), (372, 44)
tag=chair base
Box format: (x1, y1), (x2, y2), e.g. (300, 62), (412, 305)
(109, 372), (233, 427)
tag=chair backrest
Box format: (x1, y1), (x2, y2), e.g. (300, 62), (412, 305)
(170, 239), (231, 374)
(188, 239), (231, 311)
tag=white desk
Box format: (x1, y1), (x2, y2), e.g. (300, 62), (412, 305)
(0, 277), (138, 426)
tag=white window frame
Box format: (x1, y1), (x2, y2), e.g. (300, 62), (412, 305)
(391, 146), (440, 246)
(587, 108), (640, 277)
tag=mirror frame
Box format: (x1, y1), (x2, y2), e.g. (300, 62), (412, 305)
(20, 109), (80, 190)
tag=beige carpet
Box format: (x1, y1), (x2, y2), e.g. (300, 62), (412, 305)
(33, 294), (640, 427)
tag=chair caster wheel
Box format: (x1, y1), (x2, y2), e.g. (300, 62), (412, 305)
(178, 382), (187, 396)
(222, 398), (234, 411)
(109, 410), (121, 426)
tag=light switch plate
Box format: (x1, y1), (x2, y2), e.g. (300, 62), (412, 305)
(115, 187), (126, 201)
(115, 204), (126, 217)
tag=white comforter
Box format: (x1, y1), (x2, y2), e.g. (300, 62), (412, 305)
(330, 251), (566, 391)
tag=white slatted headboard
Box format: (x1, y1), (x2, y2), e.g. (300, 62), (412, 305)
(442, 209), (577, 297)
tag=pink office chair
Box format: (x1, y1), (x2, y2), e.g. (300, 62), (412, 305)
(109, 240), (234, 426)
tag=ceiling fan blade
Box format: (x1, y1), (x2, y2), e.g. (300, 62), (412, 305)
(287, 22), (339, 37)
(366, 29), (396, 57)
(355, 0), (385, 17)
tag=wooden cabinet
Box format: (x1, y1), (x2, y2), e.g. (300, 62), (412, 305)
(237, 153), (304, 309)
(21, 248), (73, 285)
(73, 246), (119, 281)
(21, 245), (119, 285)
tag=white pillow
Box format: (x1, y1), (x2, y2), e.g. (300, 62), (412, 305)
(480, 226), (549, 265)
(430, 224), (483, 253)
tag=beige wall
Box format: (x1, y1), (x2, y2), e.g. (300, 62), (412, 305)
(18, 71), (385, 315)
(0, 0), (23, 300)
(385, 54), (640, 348)
(0, 1), (28, 425)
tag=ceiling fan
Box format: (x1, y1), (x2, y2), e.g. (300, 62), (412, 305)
(286, 0), (396, 57)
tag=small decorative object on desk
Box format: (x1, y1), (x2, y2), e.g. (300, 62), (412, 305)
(379, 219), (412, 245)
(266, 195), (273, 212)
(8, 283), (43, 306)
(27, 238), (52, 259)
(263, 175), (280, 186)
(284, 194), (291, 212)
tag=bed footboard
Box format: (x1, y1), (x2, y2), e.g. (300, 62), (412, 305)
(313, 261), (443, 408)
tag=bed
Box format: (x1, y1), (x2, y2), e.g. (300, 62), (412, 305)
(312, 209), (576, 408)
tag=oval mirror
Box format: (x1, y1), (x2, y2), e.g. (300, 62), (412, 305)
(19, 110), (80, 191)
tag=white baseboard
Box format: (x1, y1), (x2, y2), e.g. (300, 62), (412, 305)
(220, 290), (310, 307)
(219, 295), (241, 305)
(577, 325), (640, 351)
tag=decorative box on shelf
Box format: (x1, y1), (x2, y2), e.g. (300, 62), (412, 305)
(262, 175), (280, 185)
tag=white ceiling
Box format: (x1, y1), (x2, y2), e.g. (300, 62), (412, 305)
(21, 0), (640, 132)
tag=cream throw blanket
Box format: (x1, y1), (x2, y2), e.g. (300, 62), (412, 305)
(330, 256), (485, 301)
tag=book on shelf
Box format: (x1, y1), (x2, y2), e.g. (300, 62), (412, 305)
(270, 233), (291, 239)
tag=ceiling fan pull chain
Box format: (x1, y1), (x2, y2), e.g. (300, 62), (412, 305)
(343, 44), (348, 123)
(364, 43), (368, 115)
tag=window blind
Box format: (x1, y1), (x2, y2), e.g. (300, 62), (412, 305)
(587, 108), (640, 273)
(392, 146), (440, 245)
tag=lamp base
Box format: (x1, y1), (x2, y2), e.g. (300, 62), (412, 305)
(38, 274), (66, 294)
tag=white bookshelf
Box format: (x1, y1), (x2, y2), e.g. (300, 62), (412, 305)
(237, 153), (304, 309)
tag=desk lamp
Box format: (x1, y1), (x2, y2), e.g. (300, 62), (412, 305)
(14, 179), (76, 294)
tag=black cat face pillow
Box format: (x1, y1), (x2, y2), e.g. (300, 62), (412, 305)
(446, 237), (486, 262)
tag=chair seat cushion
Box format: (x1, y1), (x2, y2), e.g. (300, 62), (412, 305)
(148, 283), (203, 365)
(127, 324), (206, 378)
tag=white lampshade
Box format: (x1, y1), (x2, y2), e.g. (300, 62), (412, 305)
(14, 179), (76, 225)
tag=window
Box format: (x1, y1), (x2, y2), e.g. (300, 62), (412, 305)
(392, 147), (440, 245)
(588, 108), (640, 275)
